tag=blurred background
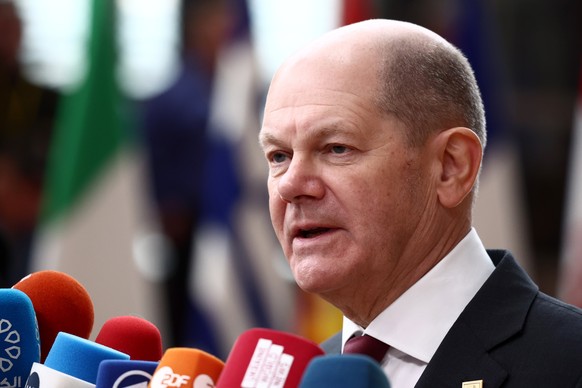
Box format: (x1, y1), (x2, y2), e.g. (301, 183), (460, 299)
(0, 0), (580, 360)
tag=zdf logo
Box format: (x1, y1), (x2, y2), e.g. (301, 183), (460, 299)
(150, 366), (190, 387)
(150, 366), (216, 388)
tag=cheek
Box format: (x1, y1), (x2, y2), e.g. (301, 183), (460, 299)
(347, 170), (413, 241)
(344, 172), (393, 220)
(267, 189), (285, 235)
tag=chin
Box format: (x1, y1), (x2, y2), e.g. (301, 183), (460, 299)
(294, 269), (337, 295)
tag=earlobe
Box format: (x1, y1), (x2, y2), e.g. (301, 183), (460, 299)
(435, 127), (483, 208)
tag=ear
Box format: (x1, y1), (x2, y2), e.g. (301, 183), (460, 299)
(433, 127), (483, 208)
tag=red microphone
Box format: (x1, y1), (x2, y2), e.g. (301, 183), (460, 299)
(95, 315), (163, 361)
(12, 270), (94, 362)
(216, 328), (324, 388)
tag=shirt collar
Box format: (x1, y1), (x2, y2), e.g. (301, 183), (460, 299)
(342, 228), (494, 363)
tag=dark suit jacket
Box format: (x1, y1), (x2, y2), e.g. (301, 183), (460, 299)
(321, 250), (582, 387)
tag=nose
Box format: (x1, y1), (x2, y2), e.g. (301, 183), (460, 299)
(276, 155), (325, 203)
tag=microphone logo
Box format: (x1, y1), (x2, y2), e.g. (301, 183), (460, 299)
(0, 318), (22, 386)
(193, 375), (215, 388)
(241, 338), (294, 388)
(112, 369), (155, 388)
(150, 366), (191, 388)
(24, 372), (39, 388)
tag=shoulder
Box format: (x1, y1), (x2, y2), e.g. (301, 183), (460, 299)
(320, 332), (343, 355)
(486, 253), (582, 381)
(525, 291), (582, 347)
(423, 250), (582, 385)
(491, 291), (582, 386)
(486, 250), (582, 351)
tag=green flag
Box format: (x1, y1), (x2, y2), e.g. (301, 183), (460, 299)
(34, 0), (165, 340)
(42, 0), (128, 224)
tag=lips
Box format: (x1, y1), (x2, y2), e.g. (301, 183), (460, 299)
(298, 227), (331, 238)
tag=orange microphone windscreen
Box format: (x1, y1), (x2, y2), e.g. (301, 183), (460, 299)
(149, 347), (224, 388)
(13, 270), (94, 362)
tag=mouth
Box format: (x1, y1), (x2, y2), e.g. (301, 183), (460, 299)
(297, 227), (331, 238)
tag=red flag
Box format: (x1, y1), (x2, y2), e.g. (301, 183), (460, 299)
(342, 0), (375, 25)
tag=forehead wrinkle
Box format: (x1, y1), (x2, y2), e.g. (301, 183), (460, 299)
(307, 121), (360, 140)
(261, 117), (360, 149)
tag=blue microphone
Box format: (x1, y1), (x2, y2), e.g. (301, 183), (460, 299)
(26, 331), (129, 386)
(96, 360), (158, 388)
(299, 354), (391, 387)
(0, 288), (40, 388)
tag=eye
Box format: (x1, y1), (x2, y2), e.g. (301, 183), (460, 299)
(330, 144), (349, 154)
(270, 151), (289, 164)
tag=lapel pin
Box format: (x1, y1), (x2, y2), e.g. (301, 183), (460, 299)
(462, 380), (483, 388)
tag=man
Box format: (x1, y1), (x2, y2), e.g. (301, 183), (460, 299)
(0, 0), (57, 287)
(259, 19), (582, 387)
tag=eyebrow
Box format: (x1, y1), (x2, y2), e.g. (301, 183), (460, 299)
(258, 131), (280, 150)
(259, 122), (357, 150)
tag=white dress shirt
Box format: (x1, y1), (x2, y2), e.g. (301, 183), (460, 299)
(341, 228), (495, 388)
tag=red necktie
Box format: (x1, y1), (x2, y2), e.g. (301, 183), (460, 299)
(343, 334), (389, 364)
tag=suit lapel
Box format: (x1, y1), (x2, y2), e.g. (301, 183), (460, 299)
(415, 321), (508, 387)
(416, 250), (538, 388)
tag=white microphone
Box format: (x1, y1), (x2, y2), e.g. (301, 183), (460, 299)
(25, 332), (129, 387)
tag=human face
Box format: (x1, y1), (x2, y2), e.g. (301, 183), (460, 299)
(259, 50), (434, 304)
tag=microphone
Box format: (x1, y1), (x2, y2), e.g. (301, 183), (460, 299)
(216, 328), (325, 388)
(95, 316), (163, 361)
(26, 331), (129, 387)
(299, 354), (391, 387)
(0, 288), (40, 388)
(96, 360), (158, 388)
(148, 347), (224, 388)
(12, 270), (94, 361)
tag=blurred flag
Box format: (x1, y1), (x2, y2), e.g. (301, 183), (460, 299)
(32, 0), (166, 340)
(342, 0), (374, 26)
(557, 64), (582, 306)
(447, 0), (533, 273)
(190, 0), (296, 358)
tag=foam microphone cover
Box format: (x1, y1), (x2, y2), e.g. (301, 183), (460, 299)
(95, 316), (163, 361)
(0, 289), (40, 387)
(216, 328), (325, 388)
(13, 270), (94, 361)
(148, 348), (224, 388)
(299, 354), (391, 387)
(96, 360), (158, 388)
(27, 331), (130, 386)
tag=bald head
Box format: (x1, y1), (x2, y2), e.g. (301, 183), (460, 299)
(299, 19), (450, 52)
(270, 19), (486, 150)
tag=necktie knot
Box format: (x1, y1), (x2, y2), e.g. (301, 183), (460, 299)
(343, 334), (389, 364)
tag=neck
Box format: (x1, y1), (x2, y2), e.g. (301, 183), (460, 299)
(329, 217), (472, 328)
